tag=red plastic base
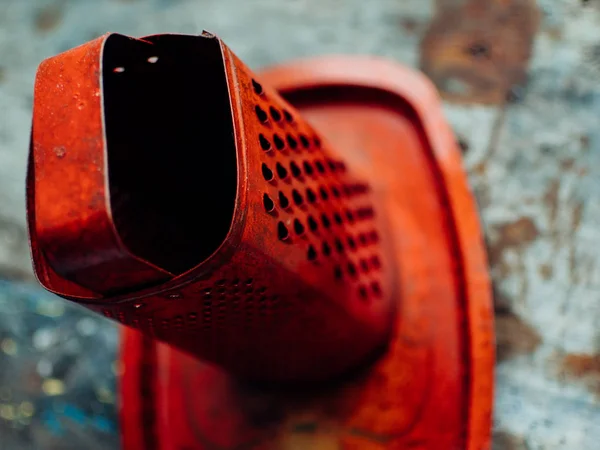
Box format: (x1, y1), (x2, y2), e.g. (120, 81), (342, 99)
(120, 57), (494, 450)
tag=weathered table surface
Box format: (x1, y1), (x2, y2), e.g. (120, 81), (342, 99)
(1, 0), (599, 449)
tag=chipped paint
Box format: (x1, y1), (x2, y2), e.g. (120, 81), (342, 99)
(0, 0), (600, 448)
(420, 0), (540, 104)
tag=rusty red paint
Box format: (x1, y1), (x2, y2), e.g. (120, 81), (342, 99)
(28, 33), (494, 449)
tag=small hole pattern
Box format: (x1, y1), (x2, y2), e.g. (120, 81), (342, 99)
(249, 73), (386, 309)
(98, 61), (393, 383)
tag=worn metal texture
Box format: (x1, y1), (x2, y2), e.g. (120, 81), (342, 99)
(29, 32), (398, 383)
(0, 0), (599, 449)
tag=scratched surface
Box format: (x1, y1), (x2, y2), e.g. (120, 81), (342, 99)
(0, 0), (599, 449)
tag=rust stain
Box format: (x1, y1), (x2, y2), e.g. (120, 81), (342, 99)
(495, 308), (541, 362)
(569, 202), (584, 284)
(558, 353), (600, 398)
(487, 217), (539, 303)
(538, 263), (553, 280)
(572, 202), (584, 231)
(489, 217), (539, 272)
(399, 18), (420, 34)
(560, 158), (576, 170)
(492, 431), (528, 450)
(34, 5), (64, 32)
(420, 0), (540, 104)
(544, 179), (560, 244)
(544, 26), (563, 41)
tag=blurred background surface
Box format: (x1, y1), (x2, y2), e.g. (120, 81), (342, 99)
(1, 0), (600, 448)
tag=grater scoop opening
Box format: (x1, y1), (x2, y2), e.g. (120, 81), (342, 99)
(102, 34), (238, 276)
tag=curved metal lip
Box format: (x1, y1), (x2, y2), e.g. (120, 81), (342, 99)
(28, 32), (249, 302)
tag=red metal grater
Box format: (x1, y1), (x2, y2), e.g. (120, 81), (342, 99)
(27, 32), (494, 449)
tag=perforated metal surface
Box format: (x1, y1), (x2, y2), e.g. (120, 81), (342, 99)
(28, 33), (395, 382)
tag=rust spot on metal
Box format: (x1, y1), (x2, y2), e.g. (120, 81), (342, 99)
(561, 353), (600, 377)
(544, 179), (560, 242)
(572, 202), (584, 231)
(34, 5), (64, 32)
(558, 353), (600, 398)
(538, 263), (553, 280)
(495, 307), (541, 362)
(488, 217), (539, 273)
(495, 217), (539, 248)
(492, 431), (528, 450)
(560, 158), (576, 170)
(580, 134), (591, 150)
(544, 26), (563, 41)
(420, 0), (540, 104)
(53, 146), (66, 159)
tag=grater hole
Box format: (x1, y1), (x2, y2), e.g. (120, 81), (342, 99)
(331, 186), (341, 198)
(371, 281), (382, 297)
(358, 285), (368, 300)
(252, 79), (264, 95)
(360, 259), (370, 273)
(315, 160), (326, 174)
(292, 189), (304, 206)
(321, 213), (331, 229)
(333, 212), (343, 225)
(327, 159), (337, 172)
(307, 245), (317, 261)
(334, 265), (343, 280)
(255, 105), (268, 123)
(278, 191), (290, 209)
(274, 134), (285, 150)
(342, 185), (351, 197)
(294, 219), (305, 236)
(278, 222), (290, 241)
(287, 134), (298, 150)
(259, 134), (272, 151)
(313, 136), (322, 148)
(232, 278), (240, 286)
(358, 233), (368, 246)
(308, 215), (319, 232)
(319, 186), (329, 200)
(370, 255), (381, 269)
(216, 279), (226, 286)
(345, 209), (355, 223)
(300, 134), (310, 149)
(357, 206), (375, 220)
(337, 161), (347, 172)
(283, 109), (294, 123)
(334, 238), (344, 253)
(306, 188), (317, 204)
(303, 161), (315, 176)
(276, 162), (289, 180)
(347, 236), (357, 251)
(347, 262), (357, 278)
(270, 106), (282, 122)
(369, 230), (380, 243)
(263, 193), (275, 212)
(290, 161), (302, 178)
(322, 241), (332, 256)
(262, 163), (274, 181)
